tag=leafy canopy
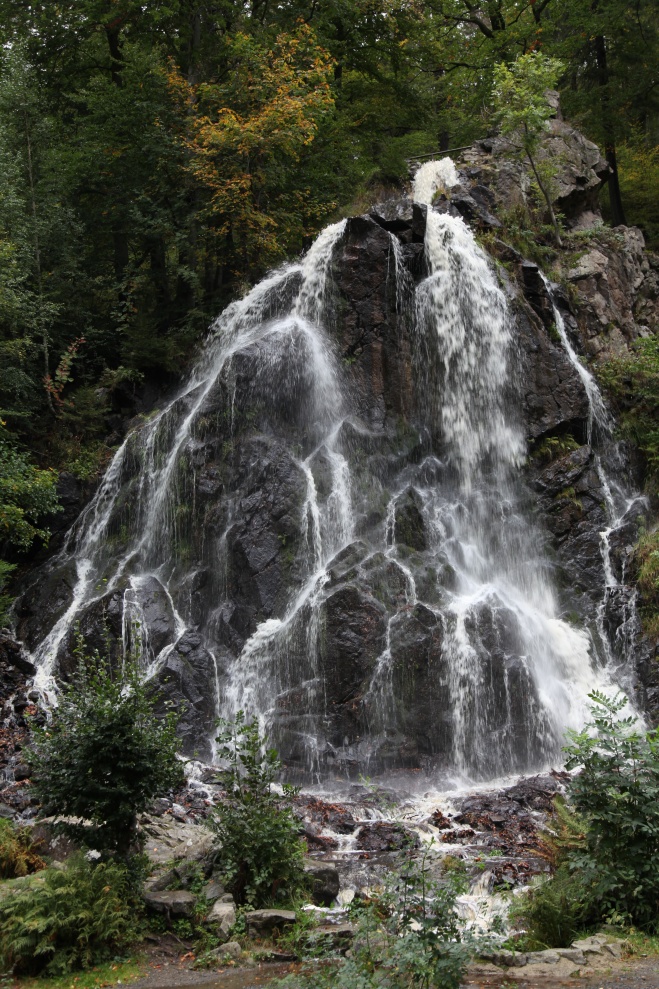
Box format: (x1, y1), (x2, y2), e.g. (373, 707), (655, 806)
(0, 433), (59, 550)
(29, 635), (184, 857)
(493, 52), (565, 154)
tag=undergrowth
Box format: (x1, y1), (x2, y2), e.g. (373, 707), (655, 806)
(0, 855), (140, 976)
(0, 819), (45, 879)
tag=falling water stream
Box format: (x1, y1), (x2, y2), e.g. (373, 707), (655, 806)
(23, 158), (638, 786)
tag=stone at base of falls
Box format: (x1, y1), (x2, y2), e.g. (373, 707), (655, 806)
(208, 899), (237, 941)
(315, 924), (355, 953)
(143, 889), (196, 919)
(207, 941), (243, 963)
(355, 822), (420, 852)
(139, 813), (213, 867)
(477, 934), (624, 976)
(303, 859), (340, 906)
(245, 909), (297, 936)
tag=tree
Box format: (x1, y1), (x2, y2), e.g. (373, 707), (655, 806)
(208, 712), (306, 907)
(168, 26), (335, 281)
(564, 691), (659, 929)
(29, 638), (184, 858)
(492, 51), (565, 245)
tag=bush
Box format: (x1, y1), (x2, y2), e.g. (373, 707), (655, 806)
(509, 862), (597, 950)
(634, 528), (659, 638)
(0, 818), (45, 878)
(598, 335), (659, 486)
(564, 691), (659, 930)
(276, 845), (474, 989)
(29, 637), (184, 857)
(507, 798), (596, 949)
(0, 855), (139, 976)
(208, 712), (305, 907)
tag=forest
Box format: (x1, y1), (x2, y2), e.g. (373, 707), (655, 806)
(0, 1), (658, 597)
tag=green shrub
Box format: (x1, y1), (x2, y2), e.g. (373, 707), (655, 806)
(597, 335), (659, 485)
(0, 818), (46, 878)
(276, 846), (474, 989)
(634, 528), (659, 638)
(564, 691), (659, 930)
(29, 636), (184, 857)
(0, 855), (139, 976)
(208, 712), (306, 907)
(508, 862), (597, 950)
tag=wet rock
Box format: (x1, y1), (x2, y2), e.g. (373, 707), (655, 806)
(355, 822), (419, 852)
(245, 909), (297, 936)
(564, 227), (659, 358)
(303, 859), (340, 905)
(319, 584), (386, 712)
(0, 634), (35, 706)
(152, 632), (219, 760)
(315, 924), (355, 952)
(393, 488), (427, 550)
(297, 796), (357, 835)
(150, 797), (172, 816)
(211, 941), (242, 961)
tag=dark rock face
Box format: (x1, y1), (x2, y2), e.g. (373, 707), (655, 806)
(355, 822), (419, 852)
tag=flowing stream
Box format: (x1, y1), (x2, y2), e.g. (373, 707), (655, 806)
(23, 159), (638, 781)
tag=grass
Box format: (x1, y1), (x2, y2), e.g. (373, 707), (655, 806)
(4, 957), (147, 989)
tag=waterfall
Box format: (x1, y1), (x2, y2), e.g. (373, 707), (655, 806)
(23, 162), (637, 780)
(540, 274), (646, 679)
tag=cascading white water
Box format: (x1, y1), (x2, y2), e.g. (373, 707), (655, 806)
(24, 160), (639, 780)
(413, 158), (460, 206)
(410, 163), (614, 774)
(540, 273), (646, 678)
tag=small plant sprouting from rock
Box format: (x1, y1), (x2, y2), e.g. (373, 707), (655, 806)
(208, 711), (306, 907)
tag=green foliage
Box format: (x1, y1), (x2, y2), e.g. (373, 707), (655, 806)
(0, 818), (46, 878)
(493, 53), (565, 245)
(0, 433), (59, 549)
(635, 528), (659, 638)
(508, 799), (594, 949)
(493, 53), (565, 154)
(277, 846), (474, 989)
(0, 855), (139, 976)
(508, 861), (597, 950)
(532, 434), (581, 464)
(29, 634), (184, 857)
(564, 691), (659, 930)
(208, 712), (305, 907)
(601, 136), (659, 249)
(598, 336), (659, 484)
(0, 558), (15, 626)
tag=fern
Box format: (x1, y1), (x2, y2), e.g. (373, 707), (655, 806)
(0, 855), (139, 975)
(0, 818), (45, 878)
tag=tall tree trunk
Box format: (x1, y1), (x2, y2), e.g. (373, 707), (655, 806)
(593, 33), (627, 226)
(105, 21), (124, 88)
